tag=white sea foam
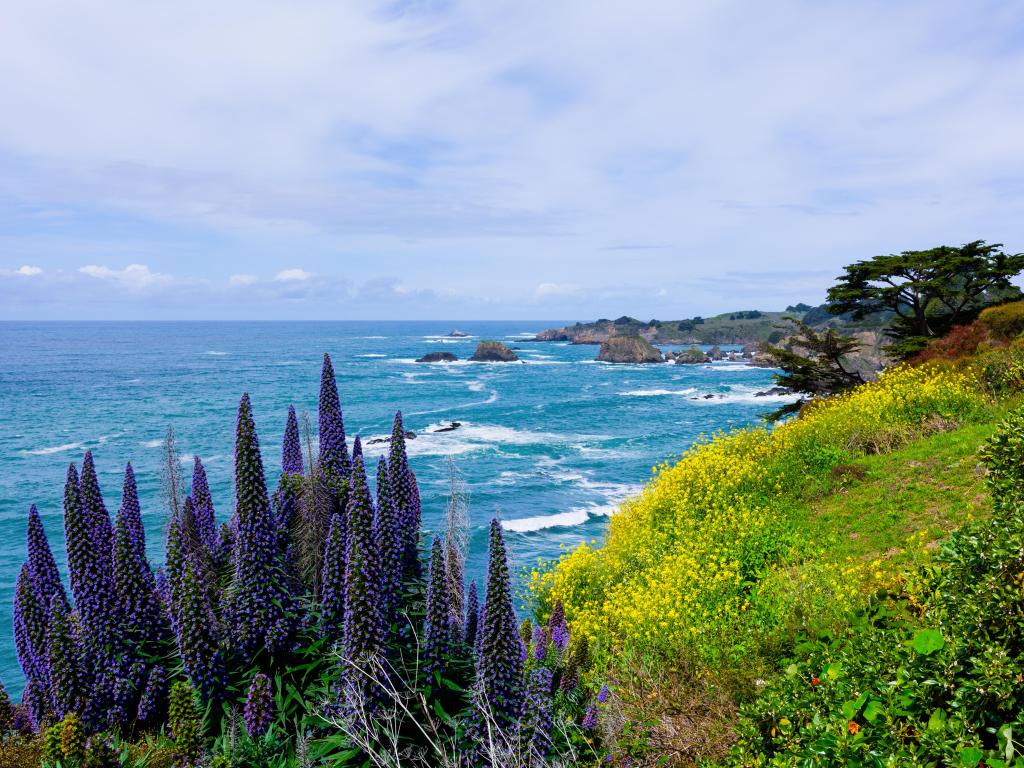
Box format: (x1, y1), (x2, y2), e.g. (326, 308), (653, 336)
(619, 388), (697, 397)
(467, 380), (486, 392)
(22, 442), (83, 456)
(359, 336), (387, 339)
(687, 386), (799, 405)
(502, 509), (590, 532)
(358, 353), (388, 358)
(142, 439), (164, 448)
(205, 350), (229, 356)
(362, 421), (560, 458)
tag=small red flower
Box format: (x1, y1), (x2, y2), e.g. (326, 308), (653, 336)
(811, 676), (819, 686)
(848, 721), (860, 735)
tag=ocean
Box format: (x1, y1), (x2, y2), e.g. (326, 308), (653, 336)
(0, 321), (791, 690)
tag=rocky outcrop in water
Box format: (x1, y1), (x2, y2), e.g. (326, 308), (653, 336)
(596, 335), (664, 364)
(470, 341), (519, 362)
(672, 346), (709, 365)
(416, 351), (458, 363)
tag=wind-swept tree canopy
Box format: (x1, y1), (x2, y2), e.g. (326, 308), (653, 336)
(826, 240), (1024, 358)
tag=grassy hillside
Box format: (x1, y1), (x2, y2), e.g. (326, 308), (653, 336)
(528, 358), (1018, 765)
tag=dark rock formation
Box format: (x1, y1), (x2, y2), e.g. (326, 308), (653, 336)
(416, 351), (458, 363)
(674, 346), (709, 365)
(470, 341), (519, 362)
(754, 387), (791, 397)
(448, 329), (469, 337)
(429, 422), (462, 433)
(367, 430), (417, 445)
(596, 335), (664, 364)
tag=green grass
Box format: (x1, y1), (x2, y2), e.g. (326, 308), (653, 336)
(791, 419), (997, 572)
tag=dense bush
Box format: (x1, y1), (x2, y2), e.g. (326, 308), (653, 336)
(980, 299), (1024, 342)
(727, 405), (1024, 766)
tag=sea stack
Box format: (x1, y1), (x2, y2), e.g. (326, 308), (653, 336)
(416, 351), (458, 363)
(596, 335), (663, 363)
(470, 341), (519, 362)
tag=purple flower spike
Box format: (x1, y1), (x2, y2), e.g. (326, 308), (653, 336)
(318, 353), (350, 479)
(46, 593), (86, 720)
(13, 564), (50, 713)
(424, 537), (455, 684)
(520, 667), (554, 759)
(373, 455), (402, 622)
(190, 457), (217, 547)
(598, 684), (610, 704)
(476, 519), (524, 734)
(532, 626), (547, 662)
(137, 665), (167, 726)
(582, 704), (598, 731)
(464, 580), (480, 650)
(352, 434), (363, 462)
(282, 405), (303, 475)
(244, 672), (273, 738)
(26, 505), (68, 622)
(319, 510), (346, 635)
(342, 457), (383, 707)
(114, 464), (167, 648)
(228, 393), (295, 658)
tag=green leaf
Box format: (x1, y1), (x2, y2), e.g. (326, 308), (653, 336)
(863, 700), (884, 723)
(927, 708), (947, 731)
(1000, 724), (1015, 761)
(961, 747), (984, 767)
(912, 628), (945, 655)
(826, 661), (844, 680)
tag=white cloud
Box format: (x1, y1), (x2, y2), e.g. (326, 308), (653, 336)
(535, 282), (580, 299)
(228, 273), (258, 286)
(16, 265), (42, 276)
(274, 269), (313, 282)
(78, 263), (170, 289)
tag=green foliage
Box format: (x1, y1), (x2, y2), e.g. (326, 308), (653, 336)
(168, 682), (204, 767)
(827, 239), (1024, 359)
(980, 300), (1024, 341)
(727, 405), (1024, 766)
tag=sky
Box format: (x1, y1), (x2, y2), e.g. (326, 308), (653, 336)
(1, 0), (1024, 321)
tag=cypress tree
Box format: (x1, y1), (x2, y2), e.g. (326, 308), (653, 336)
(374, 455), (402, 621)
(318, 353), (349, 479)
(45, 595), (85, 720)
(282, 404), (303, 475)
(424, 537), (455, 683)
(341, 457), (382, 704)
(476, 519), (523, 734)
(190, 457), (217, 548)
(228, 393), (294, 658)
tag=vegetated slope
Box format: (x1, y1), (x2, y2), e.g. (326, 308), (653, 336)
(529, 363), (1007, 765)
(535, 306), (890, 346)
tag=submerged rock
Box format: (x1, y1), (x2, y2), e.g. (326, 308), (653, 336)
(596, 335), (664, 364)
(448, 329), (469, 337)
(470, 341), (519, 362)
(429, 421), (462, 433)
(367, 430), (417, 445)
(416, 351), (458, 363)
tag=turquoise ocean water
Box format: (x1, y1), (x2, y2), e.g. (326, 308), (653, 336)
(0, 321), (790, 690)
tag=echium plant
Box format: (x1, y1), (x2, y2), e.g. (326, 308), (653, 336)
(26, 505), (68, 624)
(475, 519), (525, 734)
(228, 393), (295, 658)
(319, 509), (346, 636)
(281, 404), (304, 475)
(424, 537), (455, 683)
(243, 672), (273, 738)
(387, 413), (413, 550)
(342, 457), (383, 705)
(190, 457), (217, 549)
(464, 580), (480, 651)
(13, 563), (50, 724)
(519, 666), (555, 761)
(319, 353), (350, 479)
(167, 517), (224, 703)
(374, 455), (403, 622)
(64, 460), (115, 655)
(46, 593), (86, 721)
(113, 463), (167, 648)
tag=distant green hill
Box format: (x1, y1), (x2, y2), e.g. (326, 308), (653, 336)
(535, 304), (890, 345)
